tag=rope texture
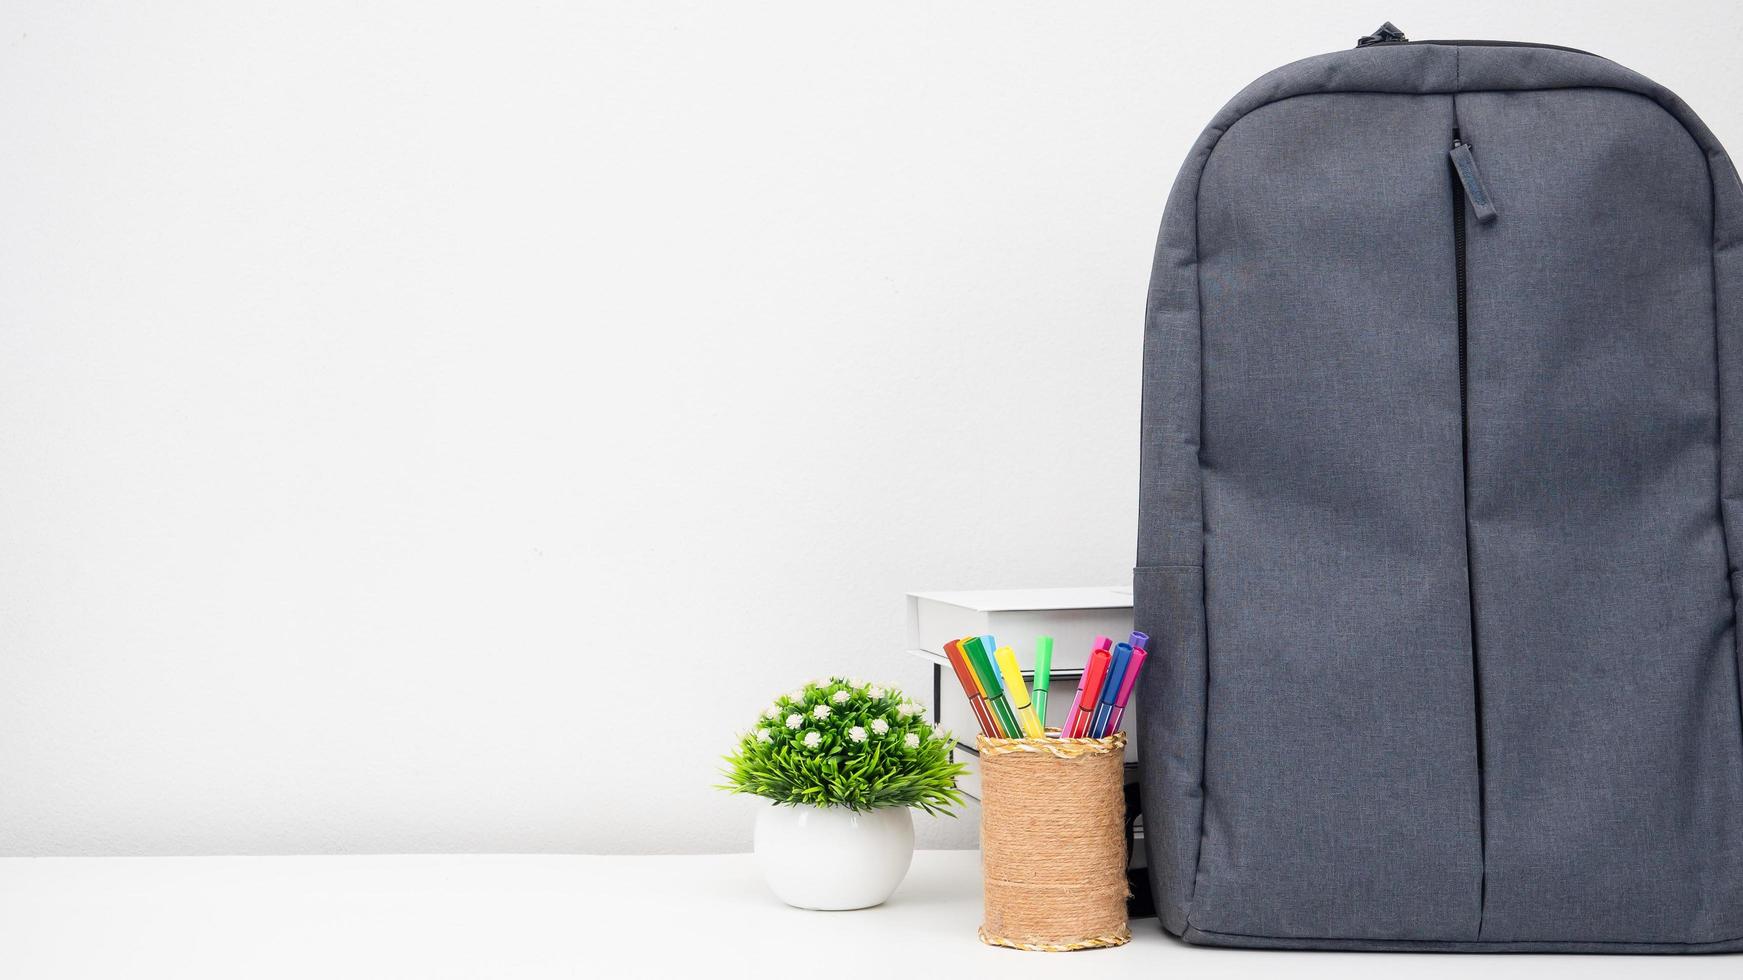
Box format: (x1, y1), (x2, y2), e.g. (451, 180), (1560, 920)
(977, 925), (1131, 951)
(978, 730), (1127, 759)
(977, 731), (1129, 952)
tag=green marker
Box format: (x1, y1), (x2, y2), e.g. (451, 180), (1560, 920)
(965, 636), (1021, 738)
(1033, 636), (1053, 734)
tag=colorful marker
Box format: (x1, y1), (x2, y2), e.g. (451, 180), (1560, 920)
(1062, 637), (1112, 738)
(1089, 642), (1133, 738)
(1032, 636), (1053, 732)
(1129, 631), (1149, 652)
(1066, 646), (1112, 738)
(954, 637), (1004, 737)
(943, 638), (997, 737)
(994, 646), (1044, 738)
(1104, 647), (1148, 736)
(964, 636), (1021, 738)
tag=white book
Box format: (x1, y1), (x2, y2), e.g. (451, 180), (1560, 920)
(904, 587), (1134, 673)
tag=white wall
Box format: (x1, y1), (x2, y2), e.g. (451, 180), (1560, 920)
(1, 1), (1738, 856)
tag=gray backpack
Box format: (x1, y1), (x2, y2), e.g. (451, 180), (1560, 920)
(1134, 25), (1743, 952)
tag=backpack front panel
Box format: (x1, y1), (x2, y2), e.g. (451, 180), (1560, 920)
(1192, 90), (1485, 941)
(1456, 86), (1743, 944)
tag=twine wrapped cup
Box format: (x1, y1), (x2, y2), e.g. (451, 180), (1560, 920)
(977, 730), (1129, 951)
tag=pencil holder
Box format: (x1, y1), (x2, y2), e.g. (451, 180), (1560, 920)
(976, 730), (1129, 951)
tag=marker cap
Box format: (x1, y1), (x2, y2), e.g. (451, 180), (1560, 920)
(1098, 643), (1133, 706)
(993, 647), (1031, 710)
(1112, 648), (1149, 705)
(1070, 648), (1112, 736)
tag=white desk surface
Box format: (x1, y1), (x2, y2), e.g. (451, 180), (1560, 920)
(0, 850), (1732, 978)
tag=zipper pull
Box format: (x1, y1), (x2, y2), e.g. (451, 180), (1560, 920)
(1355, 22), (1408, 47)
(1449, 138), (1499, 223)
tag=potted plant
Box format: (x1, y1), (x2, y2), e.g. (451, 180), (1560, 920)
(721, 676), (967, 910)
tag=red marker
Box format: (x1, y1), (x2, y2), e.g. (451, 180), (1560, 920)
(1058, 636), (1111, 738)
(943, 638), (997, 737)
(1065, 646), (1112, 738)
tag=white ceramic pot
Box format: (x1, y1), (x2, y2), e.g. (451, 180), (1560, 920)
(753, 803), (915, 910)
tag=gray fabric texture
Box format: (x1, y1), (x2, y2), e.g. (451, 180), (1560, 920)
(1135, 40), (1743, 952)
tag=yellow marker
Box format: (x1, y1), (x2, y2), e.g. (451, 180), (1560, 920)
(994, 646), (1045, 738)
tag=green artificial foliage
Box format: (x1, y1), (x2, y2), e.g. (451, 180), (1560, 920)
(720, 677), (968, 815)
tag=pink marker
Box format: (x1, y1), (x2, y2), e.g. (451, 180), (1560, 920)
(1104, 648), (1149, 735)
(1059, 636), (1113, 738)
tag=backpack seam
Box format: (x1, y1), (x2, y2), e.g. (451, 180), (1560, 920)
(1185, 923), (1743, 950)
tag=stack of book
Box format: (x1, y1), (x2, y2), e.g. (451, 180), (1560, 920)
(903, 587), (1139, 799)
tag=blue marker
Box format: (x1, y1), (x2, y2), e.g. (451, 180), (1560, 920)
(1089, 642), (1133, 738)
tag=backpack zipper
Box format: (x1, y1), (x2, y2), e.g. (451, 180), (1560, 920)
(1354, 23), (1600, 58)
(1449, 125), (1489, 934)
(1356, 22), (1409, 46)
(1449, 132), (1471, 591)
(1450, 138), (1498, 223)
(1451, 134), (1469, 430)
